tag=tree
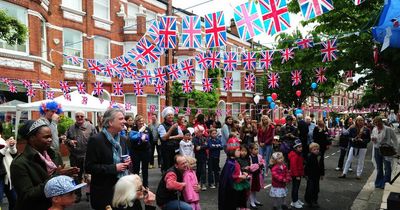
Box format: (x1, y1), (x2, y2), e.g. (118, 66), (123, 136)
(0, 9), (28, 45)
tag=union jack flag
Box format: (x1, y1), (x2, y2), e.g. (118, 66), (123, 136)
(1, 78), (12, 85)
(223, 52), (237, 71)
(38, 80), (50, 89)
(296, 37), (314, 49)
(167, 64), (181, 81)
(93, 81), (104, 96)
(26, 87), (35, 97)
(216, 109), (222, 117)
(146, 20), (159, 44)
(244, 73), (256, 90)
(241, 51), (257, 70)
(125, 102), (132, 111)
(202, 78), (213, 92)
(76, 81), (86, 94)
(223, 77), (233, 91)
(116, 56), (137, 78)
(154, 67), (167, 84)
(64, 93), (71, 101)
(174, 107), (180, 114)
(204, 11), (227, 48)
(181, 16), (202, 48)
(20, 79), (32, 88)
(268, 72), (280, 88)
(298, 0), (334, 20)
(291, 70), (302, 86)
(179, 59), (195, 77)
(354, 0), (365, 5)
(63, 54), (83, 65)
(81, 96), (88, 105)
(138, 69), (153, 85)
(197, 109), (203, 115)
(233, 1), (264, 41)
(104, 60), (117, 77)
(149, 104), (156, 113)
(126, 48), (146, 67)
(195, 52), (209, 71)
(280, 48), (295, 63)
(154, 82), (165, 95)
(345, 70), (353, 78)
(259, 0), (291, 36)
(260, 50), (274, 70)
(87, 59), (104, 75)
(136, 37), (161, 66)
(207, 51), (221, 69)
(59, 81), (70, 94)
(182, 79), (193, 93)
(113, 82), (124, 96)
(46, 91), (54, 100)
(158, 16), (177, 49)
(321, 39), (338, 62)
(185, 107), (191, 116)
(133, 81), (144, 96)
(315, 67), (327, 83)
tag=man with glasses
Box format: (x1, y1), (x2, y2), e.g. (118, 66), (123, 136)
(66, 111), (97, 203)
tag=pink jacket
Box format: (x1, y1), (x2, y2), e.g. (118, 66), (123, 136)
(182, 169), (200, 203)
(249, 154), (265, 190)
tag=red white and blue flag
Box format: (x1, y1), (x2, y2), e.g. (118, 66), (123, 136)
(291, 70), (302, 86)
(19, 79), (31, 88)
(126, 48), (146, 66)
(280, 48), (295, 63)
(233, 1), (264, 41)
(112, 59), (126, 80)
(185, 107), (191, 116)
(154, 67), (168, 84)
(181, 16), (202, 48)
(223, 52), (237, 71)
(1, 78), (11, 85)
(174, 107), (180, 114)
(76, 81), (86, 94)
(64, 93), (71, 101)
(158, 16), (177, 49)
(241, 51), (257, 70)
(87, 59), (104, 75)
(136, 37), (161, 66)
(354, 0), (365, 6)
(259, 0), (291, 36)
(244, 73), (256, 90)
(268, 72), (280, 88)
(113, 82), (124, 96)
(182, 79), (193, 93)
(133, 81), (144, 96)
(204, 11), (227, 48)
(207, 51), (221, 69)
(46, 91), (54, 100)
(82, 96), (88, 105)
(197, 109), (203, 115)
(59, 81), (70, 94)
(39, 80), (50, 89)
(298, 0), (334, 20)
(26, 87), (35, 97)
(223, 77), (233, 91)
(93, 81), (104, 96)
(116, 56), (137, 78)
(321, 39), (338, 62)
(146, 20), (160, 44)
(139, 69), (153, 85)
(149, 104), (156, 113)
(260, 50), (274, 70)
(296, 37), (314, 49)
(315, 67), (327, 83)
(202, 78), (213, 92)
(167, 64), (181, 81)
(154, 82), (165, 95)
(63, 54), (83, 65)
(179, 59), (195, 77)
(8, 85), (16, 93)
(345, 70), (353, 78)
(104, 60), (117, 77)
(195, 52), (209, 71)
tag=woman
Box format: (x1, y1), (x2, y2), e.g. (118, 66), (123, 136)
(258, 115), (275, 170)
(339, 116), (370, 179)
(124, 115), (134, 133)
(240, 115), (258, 145)
(11, 120), (79, 210)
(95, 113), (104, 133)
(221, 116), (234, 149)
(313, 119), (331, 171)
(371, 116), (399, 188)
(194, 114), (209, 137)
(177, 115), (187, 131)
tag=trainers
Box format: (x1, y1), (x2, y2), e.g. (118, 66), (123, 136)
(348, 168), (353, 172)
(210, 184), (216, 189)
(335, 167), (341, 171)
(297, 200), (304, 205)
(201, 185), (207, 191)
(291, 201), (302, 209)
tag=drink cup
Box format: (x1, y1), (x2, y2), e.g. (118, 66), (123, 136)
(121, 155), (129, 162)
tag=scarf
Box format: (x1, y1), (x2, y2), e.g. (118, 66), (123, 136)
(37, 151), (57, 175)
(102, 128), (128, 178)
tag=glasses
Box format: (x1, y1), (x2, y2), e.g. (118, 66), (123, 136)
(76, 115), (84, 118)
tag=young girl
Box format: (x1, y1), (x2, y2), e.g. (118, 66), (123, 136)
(270, 152), (291, 210)
(248, 143), (265, 208)
(237, 144), (251, 209)
(288, 139), (304, 209)
(183, 156), (201, 210)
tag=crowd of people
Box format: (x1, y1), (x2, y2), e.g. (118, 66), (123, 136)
(0, 100), (399, 210)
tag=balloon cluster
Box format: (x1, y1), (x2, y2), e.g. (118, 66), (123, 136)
(267, 93), (278, 109)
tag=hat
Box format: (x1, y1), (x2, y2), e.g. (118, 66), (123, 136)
(44, 175), (87, 198)
(39, 101), (63, 115)
(18, 119), (48, 139)
(293, 139), (302, 149)
(161, 106), (175, 119)
(226, 137), (240, 151)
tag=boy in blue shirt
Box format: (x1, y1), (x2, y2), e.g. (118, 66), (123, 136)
(207, 128), (223, 189)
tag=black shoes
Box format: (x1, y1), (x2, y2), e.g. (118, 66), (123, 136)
(338, 174), (346, 178)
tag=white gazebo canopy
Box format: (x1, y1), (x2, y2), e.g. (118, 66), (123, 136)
(0, 100), (26, 112)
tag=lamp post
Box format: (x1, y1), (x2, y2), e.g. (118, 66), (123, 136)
(254, 95), (260, 121)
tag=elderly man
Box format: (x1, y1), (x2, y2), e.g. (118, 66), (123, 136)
(66, 111), (97, 202)
(158, 107), (183, 173)
(85, 108), (131, 210)
(39, 101), (62, 151)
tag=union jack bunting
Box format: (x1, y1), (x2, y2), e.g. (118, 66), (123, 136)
(204, 11), (227, 48)
(158, 16), (177, 49)
(125, 102), (132, 111)
(179, 59), (195, 77)
(126, 48), (146, 66)
(113, 82), (124, 96)
(296, 37), (314, 49)
(26, 87), (35, 97)
(93, 81), (104, 96)
(87, 59), (104, 75)
(280, 48), (295, 63)
(260, 50), (274, 70)
(182, 79), (193, 93)
(315, 67), (327, 83)
(298, 0), (334, 20)
(1, 78), (12, 85)
(167, 64), (181, 81)
(154, 67), (168, 84)
(268, 72), (280, 88)
(149, 104), (156, 113)
(321, 39), (338, 62)
(195, 52), (209, 71)
(202, 78), (213, 92)
(64, 93), (71, 101)
(244, 73), (256, 90)
(233, 1), (264, 41)
(76, 81), (86, 94)
(259, 0), (291, 36)
(154, 82), (165, 95)
(38, 80), (50, 89)
(20, 79), (31, 88)
(62, 54), (83, 65)
(82, 96), (88, 105)
(345, 70), (353, 78)
(223, 77), (233, 91)
(196, 109), (203, 115)
(138, 69), (153, 85)
(291, 70), (302, 86)
(59, 81), (70, 94)
(216, 109), (222, 117)
(207, 51), (221, 69)
(185, 107), (191, 116)
(116, 56), (137, 78)
(182, 16), (202, 48)
(223, 52), (237, 71)
(354, 0), (365, 5)
(174, 107), (180, 114)
(133, 81), (144, 96)
(146, 20), (160, 44)
(104, 60), (117, 77)
(112, 58), (126, 80)
(241, 51), (257, 70)
(46, 91), (54, 100)
(136, 37), (162, 66)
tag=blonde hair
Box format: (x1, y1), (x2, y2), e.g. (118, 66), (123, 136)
(270, 152), (284, 165)
(309, 142), (320, 150)
(185, 156), (197, 169)
(112, 174), (141, 208)
(259, 115), (271, 131)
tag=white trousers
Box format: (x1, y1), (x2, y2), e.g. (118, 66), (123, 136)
(343, 147), (367, 176)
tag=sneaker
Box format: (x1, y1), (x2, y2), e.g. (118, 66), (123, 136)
(297, 200), (304, 205)
(335, 167), (341, 171)
(201, 185), (207, 191)
(338, 174), (346, 178)
(348, 168), (353, 172)
(210, 184), (216, 189)
(290, 201), (302, 209)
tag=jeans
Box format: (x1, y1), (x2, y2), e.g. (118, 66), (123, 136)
(208, 157), (220, 185)
(291, 177), (301, 202)
(70, 155), (85, 197)
(132, 149), (150, 187)
(259, 144), (273, 176)
(0, 177), (16, 210)
(162, 200), (192, 210)
(374, 148), (392, 188)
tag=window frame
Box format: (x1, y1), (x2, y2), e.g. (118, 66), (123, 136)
(62, 0), (82, 11)
(93, 0), (110, 20)
(93, 36), (110, 60)
(63, 28), (83, 67)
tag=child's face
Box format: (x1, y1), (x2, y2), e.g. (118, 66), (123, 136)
(234, 148), (241, 158)
(183, 133), (192, 141)
(277, 157), (284, 164)
(54, 191), (76, 207)
(240, 148), (248, 157)
(251, 147), (259, 155)
(210, 131), (217, 139)
(311, 147), (320, 155)
(195, 131), (203, 137)
(295, 146), (303, 152)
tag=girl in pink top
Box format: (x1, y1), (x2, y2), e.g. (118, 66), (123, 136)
(183, 156), (201, 210)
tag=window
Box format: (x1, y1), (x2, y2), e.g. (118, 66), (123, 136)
(125, 94), (137, 106)
(232, 103), (240, 117)
(41, 20), (47, 60)
(146, 60), (159, 83)
(62, 0), (82, 11)
(232, 71), (241, 90)
(0, 1), (28, 53)
(147, 95), (159, 112)
(146, 11), (157, 29)
(63, 28), (82, 66)
(126, 3), (138, 30)
(94, 37), (110, 60)
(195, 62), (204, 83)
(94, 0), (110, 20)
(123, 42), (136, 54)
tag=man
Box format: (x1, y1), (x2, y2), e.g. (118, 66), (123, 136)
(149, 113), (162, 169)
(66, 111), (97, 203)
(85, 108), (131, 210)
(158, 107), (183, 173)
(39, 101), (62, 151)
(297, 114), (309, 157)
(280, 115), (299, 162)
(156, 154), (193, 210)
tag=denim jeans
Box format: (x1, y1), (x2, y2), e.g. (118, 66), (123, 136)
(0, 177), (16, 210)
(259, 144), (273, 176)
(162, 200), (192, 210)
(374, 148), (392, 188)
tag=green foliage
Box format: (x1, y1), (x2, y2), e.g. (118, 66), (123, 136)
(0, 10), (28, 45)
(57, 115), (74, 135)
(1, 122), (14, 139)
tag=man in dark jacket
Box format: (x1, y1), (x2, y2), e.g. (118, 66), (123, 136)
(297, 114), (309, 157)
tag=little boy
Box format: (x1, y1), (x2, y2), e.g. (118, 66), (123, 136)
(45, 175), (87, 210)
(288, 139), (305, 209)
(193, 125), (208, 190)
(304, 142), (324, 208)
(207, 128), (223, 189)
(179, 129), (194, 157)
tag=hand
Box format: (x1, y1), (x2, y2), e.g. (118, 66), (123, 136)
(57, 165), (80, 176)
(259, 142), (265, 147)
(144, 190), (156, 205)
(116, 163), (129, 172)
(172, 123), (179, 129)
(69, 140), (78, 147)
(193, 184), (201, 193)
(6, 137), (16, 147)
(196, 146), (201, 151)
(139, 126), (146, 133)
(123, 156), (132, 165)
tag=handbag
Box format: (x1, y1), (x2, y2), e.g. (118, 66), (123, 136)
(379, 143), (397, 156)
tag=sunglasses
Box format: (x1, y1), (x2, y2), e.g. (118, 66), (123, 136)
(76, 115), (85, 118)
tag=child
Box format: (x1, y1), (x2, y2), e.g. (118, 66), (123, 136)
(45, 175), (87, 210)
(193, 125), (208, 190)
(179, 129), (194, 157)
(288, 139), (305, 209)
(248, 143), (265, 208)
(304, 143), (324, 208)
(207, 128), (223, 189)
(270, 152), (291, 210)
(237, 144), (251, 209)
(183, 156), (201, 210)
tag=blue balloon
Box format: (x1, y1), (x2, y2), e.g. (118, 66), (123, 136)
(270, 102), (276, 109)
(267, 96), (273, 103)
(311, 82), (318, 89)
(295, 109), (303, 115)
(335, 117), (340, 123)
(328, 99), (332, 104)
(323, 110), (327, 117)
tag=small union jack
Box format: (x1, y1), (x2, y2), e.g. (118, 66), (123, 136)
(185, 107), (191, 116)
(154, 82), (165, 95)
(104, 60), (117, 77)
(259, 0), (291, 36)
(197, 109), (203, 115)
(233, 1), (264, 41)
(64, 93), (71, 101)
(38, 80), (50, 89)
(87, 59), (104, 75)
(260, 50), (274, 70)
(26, 87), (35, 97)
(296, 37), (314, 49)
(195, 52), (209, 71)
(63, 54), (83, 65)
(354, 0), (365, 6)
(125, 102), (132, 111)
(291, 70), (302, 86)
(315, 67), (327, 83)
(280, 48), (295, 63)
(113, 82), (124, 96)
(179, 59), (195, 77)
(174, 107), (180, 114)
(321, 39), (338, 62)
(154, 67), (167, 84)
(149, 104), (156, 113)
(298, 0), (334, 20)
(1, 78), (12, 85)
(113, 58), (126, 79)
(93, 81), (104, 96)
(345, 70), (353, 78)
(241, 51), (257, 70)
(167, 64), (181, 81)
(146, 20), (160, 44)
(202, 78), (213, 92)
(223, 77), (233, 91)
(116, 56), (137, 78)
(76, 81), (86, 94)
(216, 109), (222, 117)
(244, 73), (256, 90)
(126, 48), (146, 67)
(207, 51), (221, 69)
(59, 81), (70, 94)
(182, 79), (193, 93)
(138, 69), (153, 85)
(133, 81), (144, 96)
(181, 16), (202, 48)
(136, 37), (162, 66)
(204, 11), (227, 48)
(268, 72), (280, 88)
(223, 52), (237, 71)
(46, 91), (54, 100)
(82, 96), (88, 105)
(20, 79), (32, 88)
(158, 16), (177, 49)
